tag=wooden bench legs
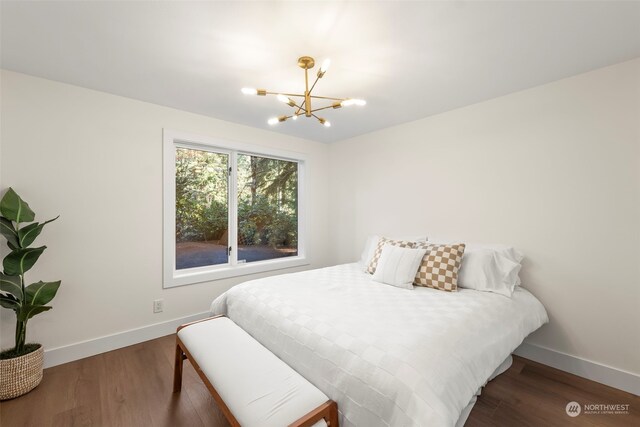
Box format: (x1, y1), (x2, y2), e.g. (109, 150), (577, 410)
(173, 340), (186, 393)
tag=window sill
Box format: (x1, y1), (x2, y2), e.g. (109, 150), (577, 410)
(164, 256), (309, 288)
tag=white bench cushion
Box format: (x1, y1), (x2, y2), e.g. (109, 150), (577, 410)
(178, 317), (329, 427)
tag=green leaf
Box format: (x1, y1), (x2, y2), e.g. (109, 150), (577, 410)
(18, 216), (59, 248)
(0, 294), (20, 311)
(25, 281), (60, 306)
(3, 246), (46, 276)
(0, 217), (19, 249)
(0, 188), (35, 224)
(0, 273), (23, 300)
(17, 304), (51, 321)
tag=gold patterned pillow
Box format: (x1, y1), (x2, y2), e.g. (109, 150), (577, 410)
(366, 237), (415, 274)
(413, 243), (466, 291)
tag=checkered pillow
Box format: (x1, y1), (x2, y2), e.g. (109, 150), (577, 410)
(413, 243), (466, 291)
(366, 237), (415, 274)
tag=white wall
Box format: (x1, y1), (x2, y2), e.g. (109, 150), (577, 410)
(329, 59), (640, 376)
(0, 71), (331, 355)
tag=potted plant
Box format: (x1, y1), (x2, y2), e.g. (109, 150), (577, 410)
(0, 188), (60, 400)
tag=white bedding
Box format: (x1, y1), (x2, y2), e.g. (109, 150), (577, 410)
(210, 263), (548, 427)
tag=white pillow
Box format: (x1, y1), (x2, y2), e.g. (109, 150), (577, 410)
(372, 244), (427, 289)
(457, 249), (522, 297)
(359, 235), (379, 269)
(430, 239), (524, 263)
(359, 234), (427, 270)
(467, 243), (524, 264)
(429, 238), (524, 286)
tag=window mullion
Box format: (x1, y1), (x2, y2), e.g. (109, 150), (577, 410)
(228, 151), (238, 266)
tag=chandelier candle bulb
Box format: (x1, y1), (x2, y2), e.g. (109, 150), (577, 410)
(267, 115), (288, 125)
(276, 94), (296, 107)
(318, 118), (331, 127)
(318, 58), (331, 77)
(241, 87), (258, 95)
(341, 98), (367, 107)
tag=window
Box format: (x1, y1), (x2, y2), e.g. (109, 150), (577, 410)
(175, 147), (229, 270)
(163, 130), (307, 287)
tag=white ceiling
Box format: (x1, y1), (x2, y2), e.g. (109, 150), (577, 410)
(2, 1), (639, 143)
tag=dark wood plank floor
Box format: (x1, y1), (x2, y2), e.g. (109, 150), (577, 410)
(1, 335), (637, 426)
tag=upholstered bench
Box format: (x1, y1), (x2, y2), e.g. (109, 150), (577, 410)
(173, 315), (339, 427)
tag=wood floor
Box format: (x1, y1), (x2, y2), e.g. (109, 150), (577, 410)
(1, 335), (637, 426)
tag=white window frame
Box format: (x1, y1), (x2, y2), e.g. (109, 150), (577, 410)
(163, 129), (308, 288)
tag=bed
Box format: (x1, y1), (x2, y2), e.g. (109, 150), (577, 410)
(210, 263), (548, 427)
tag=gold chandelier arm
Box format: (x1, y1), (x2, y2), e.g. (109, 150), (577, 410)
(309, 104), (339, 113)
(264, 91), (306, 98)
(308, 75), (321, 96)
(294, 100), (306, 117)
(309, 95), (347, 101)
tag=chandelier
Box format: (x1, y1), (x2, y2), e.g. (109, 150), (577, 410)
(241, 56), (366, 127)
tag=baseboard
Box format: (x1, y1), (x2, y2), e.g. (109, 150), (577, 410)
(514, 342), (640, 396)
(43, 312), (209, 368)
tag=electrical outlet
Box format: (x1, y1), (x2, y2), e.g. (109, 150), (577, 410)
(153, 299), (164, 313)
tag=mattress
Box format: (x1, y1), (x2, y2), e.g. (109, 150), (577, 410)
(210, 263), (548, 427)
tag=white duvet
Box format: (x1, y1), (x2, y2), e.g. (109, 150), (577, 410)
(210, 263), (548, 427)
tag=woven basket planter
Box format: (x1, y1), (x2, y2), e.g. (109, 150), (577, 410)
(0, 345), (44, 400)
